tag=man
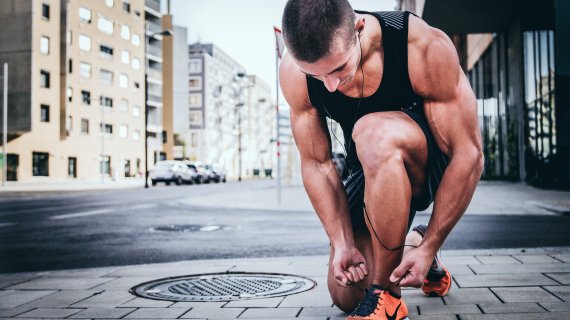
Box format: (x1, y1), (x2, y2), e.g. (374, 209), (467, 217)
(279, 1), (483, 319)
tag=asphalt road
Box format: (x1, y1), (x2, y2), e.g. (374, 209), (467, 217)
(0, 181), (569, 273)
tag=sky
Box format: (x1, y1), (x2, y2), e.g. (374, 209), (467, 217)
(168, 0), (397, 99)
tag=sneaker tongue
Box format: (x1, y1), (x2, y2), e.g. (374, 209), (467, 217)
(370, 284), (389, 294)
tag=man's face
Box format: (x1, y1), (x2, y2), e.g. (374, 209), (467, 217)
(295, 35), (360, 92)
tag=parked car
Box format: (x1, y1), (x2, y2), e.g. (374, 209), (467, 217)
(149, 160), (195, 186)
(209, 164), (227, 183)
(185, 161), (213, 184)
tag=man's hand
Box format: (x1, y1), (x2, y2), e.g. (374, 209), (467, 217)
(389, 247), (433, 287)
(332, 246), (369, 287)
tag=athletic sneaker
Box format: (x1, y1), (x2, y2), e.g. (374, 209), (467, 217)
(347, 285), (409, 320)
(412, 224), (453, 297)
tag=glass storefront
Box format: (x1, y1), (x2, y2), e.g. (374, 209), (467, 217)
(467, 34), (517, 180)
(523, 30), (556, 184)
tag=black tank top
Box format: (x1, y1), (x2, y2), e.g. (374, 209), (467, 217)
(307, 10), (423, 169)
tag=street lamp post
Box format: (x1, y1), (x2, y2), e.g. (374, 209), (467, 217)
(2, 63), (7, 187)
(144, 29), (172, 189)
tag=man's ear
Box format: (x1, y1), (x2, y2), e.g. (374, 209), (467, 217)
(355, 17), (366, 35)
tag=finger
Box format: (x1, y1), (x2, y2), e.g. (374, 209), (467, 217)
(343, 270), (354, 284)
(389, 259), (412, 283)
(397, 272), (422, 288)
(354, 265), (365, 281)
(357, 261), (369, 276)
(335, 273), (350, 287)
(346, 266), (358, 283)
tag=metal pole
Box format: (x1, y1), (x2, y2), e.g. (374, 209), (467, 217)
(2, 63), (7, 187)
(275, 51), (281, 205)
(238, 107), (242, 181)
(101, 95), (105, 183)
(144, 73), (149, 188)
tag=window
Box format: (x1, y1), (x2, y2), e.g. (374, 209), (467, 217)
(99, 44), (113, 57)
(79, 34), (91, 51)
(81, 118), (89, 133)
(133, 130), (140, 141)
(132, 105), (141, 117)
(68, 59), (73, 73)
(189, 59), (201, 73)
(67, 86), (72, 102)
(40, 104), (49, 122)
(132, 58), (140, 70)
(100, 69), (113, 85)
(40, 70), (50, 88)
(162, 130), (167, 143)
(81, 90), (91, 105)
(32, 152), (49, 176)
(131, 34), (140, 46)
(79, 7), (91, 23)
(80, 62), (91, 78)
(191, 133), (198, 147)
(68, 157), (77, 178)
(122, 1), (131, 12)
(119, 124), (128, 138)
(134, 82), (140, 89)
(106, 0), (114, 7)
(189, 93), (202, 107)
(40, 36), (49, 55)
(189, 77), (202, 90)
(100, 95), (113, 108)
(120, 99), (128, 112)
(99, 44), (113, 58)
(190, 112), (200, 124)
(100, 123), (113, 134)
(119, 74), (128, 88)
(121, 25), (130, 40)
(100, 156), (111, 175)
(121, 50), (130, 64)
(42, 3), (50, 20)
(98, 16), (114, 35)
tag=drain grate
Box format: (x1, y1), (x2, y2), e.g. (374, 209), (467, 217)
(130, 272), (316, 301)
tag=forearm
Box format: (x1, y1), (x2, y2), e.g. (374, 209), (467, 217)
(301, 160), (355, 248)
(420, 153), (483, 255)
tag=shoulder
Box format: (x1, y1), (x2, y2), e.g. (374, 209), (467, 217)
(279, 52), (315, 114)
(407, 14), (460, 101)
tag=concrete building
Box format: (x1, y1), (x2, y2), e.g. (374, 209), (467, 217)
(183, 42), (276, 179)
(143, 0), (166, 165)
(0, 0), (147, 182)
(398, 0), (569, 189)
(171, 24), (189, 160)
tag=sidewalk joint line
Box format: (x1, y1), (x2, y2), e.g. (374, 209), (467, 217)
(511, 255), (525, 264)
(488, 287), (505, 303)
(475, 303), (485, 314)
(295, 307), (303, 317)
(542, 273), (564, 285)
(537, 302), (551, 312)
(548, 254), (566, 263)
(540, 285), (565, 302)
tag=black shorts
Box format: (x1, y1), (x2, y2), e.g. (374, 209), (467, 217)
(343, 108), (449, 231)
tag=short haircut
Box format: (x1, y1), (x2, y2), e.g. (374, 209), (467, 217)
(282, 0), (356, 63)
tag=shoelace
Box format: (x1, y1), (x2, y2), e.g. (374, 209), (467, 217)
(350, 289), (383, 316)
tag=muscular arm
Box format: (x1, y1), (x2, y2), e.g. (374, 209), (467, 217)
(409, 17), (484, 257)
(280, 53), (355, 249)
(280, 53), (369, 286)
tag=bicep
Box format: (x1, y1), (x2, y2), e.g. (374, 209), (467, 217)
(424, 72), (482, 158)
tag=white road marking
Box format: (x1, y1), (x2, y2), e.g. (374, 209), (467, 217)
(49, 203), (156, 220)
(0, 222), (16, 227)
(50, 209), (112, 220)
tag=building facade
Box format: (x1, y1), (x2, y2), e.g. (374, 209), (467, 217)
(0, 0), (148, 182)
(399, 0), (569, 189)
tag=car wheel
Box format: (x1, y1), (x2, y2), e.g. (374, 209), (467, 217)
(151, 180), (157, 186)
(223, 178), (226, 183)
(175, 176), (182, 185)
(165, 181), (171, 186)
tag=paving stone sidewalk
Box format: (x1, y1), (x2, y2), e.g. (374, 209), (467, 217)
(1, 248), (569, 319)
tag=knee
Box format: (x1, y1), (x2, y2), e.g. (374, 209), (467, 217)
(329, 290), (360, 314)
(352, 116), (404, 174)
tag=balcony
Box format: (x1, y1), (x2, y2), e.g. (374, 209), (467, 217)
(146, 21), (162, 36)
(147, 67), (162, 81)
(145, 0), (160, 13)
(147, 44), (162, 60)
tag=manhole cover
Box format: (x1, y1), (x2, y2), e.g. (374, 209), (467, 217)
(130, 272), (316, 301)
(150, 225), (235, 232)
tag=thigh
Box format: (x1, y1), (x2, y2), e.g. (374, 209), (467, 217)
(352, 111), (429, 196)
(327, 230), (375, 313)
